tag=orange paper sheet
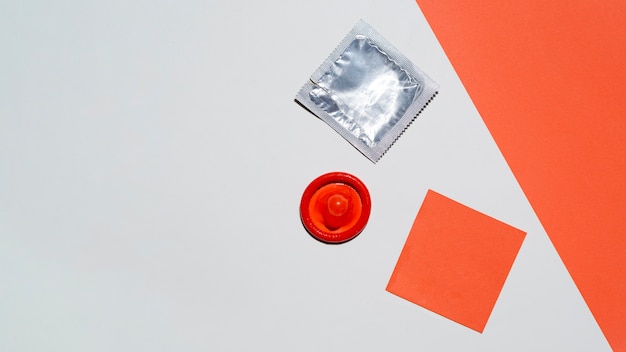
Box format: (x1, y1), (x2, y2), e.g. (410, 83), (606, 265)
(387, 190), (526, 332)
(414, 1), (626, 349)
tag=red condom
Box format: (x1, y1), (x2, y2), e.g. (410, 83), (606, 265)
(300, 172), (371, 244)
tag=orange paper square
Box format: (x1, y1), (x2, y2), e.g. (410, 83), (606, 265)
(387, 190), (526, 332)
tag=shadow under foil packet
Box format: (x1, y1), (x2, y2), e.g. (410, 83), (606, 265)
(296, 20), (438, 162)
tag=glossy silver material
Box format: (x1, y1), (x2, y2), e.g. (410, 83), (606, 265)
(296, 20), (438, 162)
(309, 35), (422, 148)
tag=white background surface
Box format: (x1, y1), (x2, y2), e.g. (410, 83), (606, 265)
(0, 0), (611, 351)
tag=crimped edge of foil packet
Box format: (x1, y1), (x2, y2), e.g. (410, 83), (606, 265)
(295, 19), (439, 163)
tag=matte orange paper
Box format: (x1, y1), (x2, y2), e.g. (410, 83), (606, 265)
(414, 1), (626, 349)
(387, 190), (526, 332)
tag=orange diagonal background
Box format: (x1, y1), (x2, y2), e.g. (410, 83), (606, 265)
(414, 1), (626, 350)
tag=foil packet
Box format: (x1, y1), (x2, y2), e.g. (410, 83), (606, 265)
(296, 20), (438, 162)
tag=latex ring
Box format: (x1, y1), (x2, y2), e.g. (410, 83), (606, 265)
(300, 172), (371, 244)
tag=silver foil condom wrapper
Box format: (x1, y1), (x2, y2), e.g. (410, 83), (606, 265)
(296, 20), (438, 162)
